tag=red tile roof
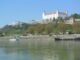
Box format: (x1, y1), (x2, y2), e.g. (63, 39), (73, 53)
(44, 12), (67, 15)
(58, 12), (67, 15)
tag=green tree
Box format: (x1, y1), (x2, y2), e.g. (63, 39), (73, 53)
(27, 26), (35, 34)
(44, 23), (54, 34)
(71, 13), (80, 19)
(57, 22), (66, 34)
(73, 22), (80, 33)
(35, 24), (45, 34)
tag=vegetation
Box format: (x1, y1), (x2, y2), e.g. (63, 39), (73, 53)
(0, 13), (80, 36)
(0, 22), (30, 36)
(71, 13), (80, 19)
(73, 22), (80, 33)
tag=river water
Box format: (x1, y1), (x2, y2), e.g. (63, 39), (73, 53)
(0, 38), (80, 60)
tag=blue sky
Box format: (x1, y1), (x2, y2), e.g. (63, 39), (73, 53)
(0, 0), (80, 27)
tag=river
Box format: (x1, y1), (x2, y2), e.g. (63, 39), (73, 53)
(0, 37), (80, 60)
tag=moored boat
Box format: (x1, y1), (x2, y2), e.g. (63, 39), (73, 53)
(54, 34), (80, 41)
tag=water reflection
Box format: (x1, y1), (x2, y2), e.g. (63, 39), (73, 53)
(0, 41), (80, 60)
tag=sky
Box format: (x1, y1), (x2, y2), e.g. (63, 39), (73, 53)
(0, 0), (80, 27)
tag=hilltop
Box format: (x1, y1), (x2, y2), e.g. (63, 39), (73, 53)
(0, 13), (80, 36)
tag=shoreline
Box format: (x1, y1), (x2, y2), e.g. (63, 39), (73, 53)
(0, 34), (80, 42)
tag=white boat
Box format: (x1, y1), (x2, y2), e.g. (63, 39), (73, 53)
(9, 36), (19, 42)
(9, 38), (17, 42)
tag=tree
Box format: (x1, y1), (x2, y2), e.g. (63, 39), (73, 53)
(44, 23), (54, 34)
(27, 26), (35, 34)
(57, 22), (66, 34)
(71, 13), (80, 19)
(35, 24), (45, 34)
(73, 22), (80, 33)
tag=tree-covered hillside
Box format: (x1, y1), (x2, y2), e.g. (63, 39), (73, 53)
(0, 22), (30, 36)
(0, 13), (80, 36)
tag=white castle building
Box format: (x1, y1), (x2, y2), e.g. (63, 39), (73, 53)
(39, 10), (68, 23)
(42, 10), (68, 20)
(36, 10), (80, 24)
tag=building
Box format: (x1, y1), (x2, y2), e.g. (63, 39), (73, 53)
(65, 18), (80, 24)
(42, 10), (68, 20)
(65, 18), (75, 24)
(34, 10), (80, 24)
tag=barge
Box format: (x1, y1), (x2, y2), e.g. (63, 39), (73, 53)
(54, 34), (80, 41)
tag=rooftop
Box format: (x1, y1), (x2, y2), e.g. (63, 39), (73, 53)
(44, 12), (67, 15)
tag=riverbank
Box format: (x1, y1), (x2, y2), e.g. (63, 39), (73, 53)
(1, 34), (80, 42)
(0, 35), (55, 47)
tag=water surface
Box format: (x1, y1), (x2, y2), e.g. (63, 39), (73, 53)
(0, 38), (80, 60)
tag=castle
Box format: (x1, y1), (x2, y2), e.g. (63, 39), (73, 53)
(42, 10), (68, 20)
(41, 10), (68, 23)
(34, 10), (80, 24)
